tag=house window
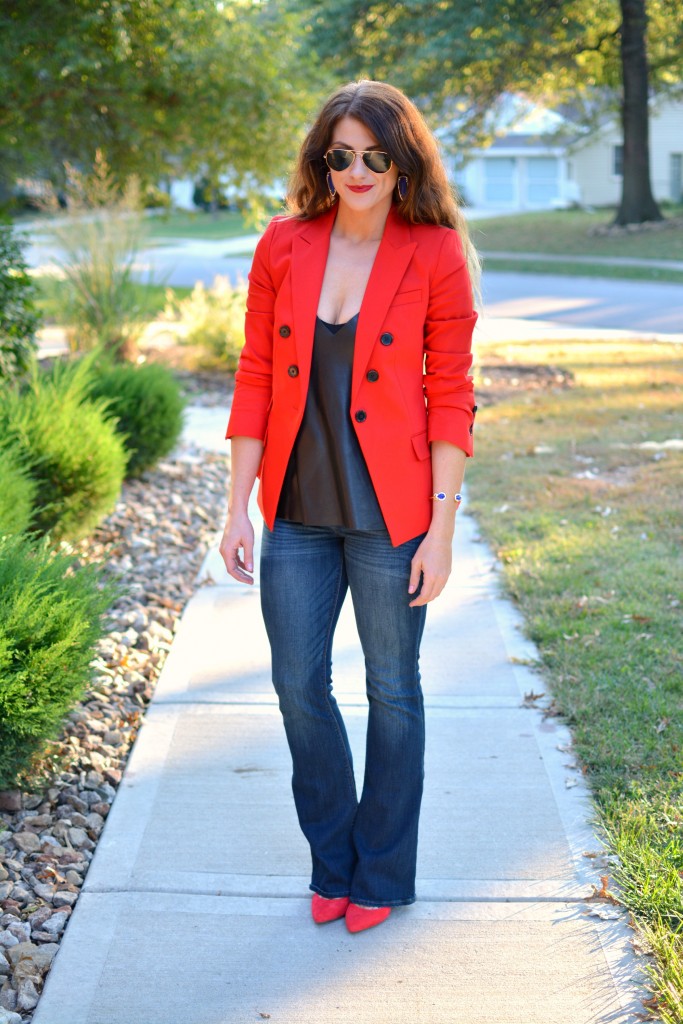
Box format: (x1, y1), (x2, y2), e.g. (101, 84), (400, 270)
(613, 145), (624, 177)
(671, 154), (682, 203)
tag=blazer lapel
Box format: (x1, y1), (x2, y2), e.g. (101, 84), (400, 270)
(288, 204), (417, 402)
(290, 205), (337, 395)
(352, 207), (417, 400)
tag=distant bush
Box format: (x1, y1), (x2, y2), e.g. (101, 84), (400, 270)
(0, 358), (126, 541)
(0, 221), (40, 381)
(0, 443), (37, 536)
(87, 360), (185, 476)
(0, 532), (114, 790)
(165, 275), (246, 371)
(143, 184), (172, 210)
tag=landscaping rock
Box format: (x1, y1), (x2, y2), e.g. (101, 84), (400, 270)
(2, 927), (28, 948)
(6, 944), (58, 973)
(35, 913), (67, 941)
(30, 885), (53, 904)
(51, 892), (77, 910)
(14, 979), (39, 1013)
(66, 828), (90, 850)
(0, 986), (19, 1013)
(0, 1008), (22, 1024)
(8, 837), (39, 857)
(26, 909), (52, 932)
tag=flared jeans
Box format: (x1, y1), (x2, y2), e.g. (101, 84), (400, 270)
(260, 518), (428, 907)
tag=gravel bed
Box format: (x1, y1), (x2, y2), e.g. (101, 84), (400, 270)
(0, 439), (229, 1022)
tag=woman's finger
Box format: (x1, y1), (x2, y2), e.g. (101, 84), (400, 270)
(408, 555), (423, 595)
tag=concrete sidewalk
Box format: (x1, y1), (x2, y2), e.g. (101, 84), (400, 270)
(32, 410), (649, 1024)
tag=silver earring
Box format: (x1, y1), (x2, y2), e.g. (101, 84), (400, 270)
(397, 175), (409, 201)
(326, 172), (337, 200)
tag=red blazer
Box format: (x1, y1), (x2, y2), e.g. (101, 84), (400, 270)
(226, 203), (477, 546)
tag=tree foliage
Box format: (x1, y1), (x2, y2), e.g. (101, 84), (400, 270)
(0, 0), (326, 200)
(296, 0), (681, 129)
(292, 0), (683, 221)
(0, 222), (40, 379)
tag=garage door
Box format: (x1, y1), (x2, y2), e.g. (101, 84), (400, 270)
(483, 158), (517, 206)
(524, 157), (560, 207)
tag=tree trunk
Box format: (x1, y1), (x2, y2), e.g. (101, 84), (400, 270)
(614, 0), (663, 225)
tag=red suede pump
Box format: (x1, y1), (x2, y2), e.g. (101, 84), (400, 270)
(345, 904), (391, 933)
(311, 894), (350, 924)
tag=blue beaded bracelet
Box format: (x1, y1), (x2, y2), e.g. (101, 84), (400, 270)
(430, 492), (463, 503)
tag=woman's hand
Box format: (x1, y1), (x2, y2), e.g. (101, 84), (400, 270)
(219, 510), (255, 585)
(408, 530), (453, 607)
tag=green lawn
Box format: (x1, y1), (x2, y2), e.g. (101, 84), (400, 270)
(145, 208), (273, 240)
(467, 337), (683, 1022)
(470, 206), (683, 262)
(483, 256), (683, 284)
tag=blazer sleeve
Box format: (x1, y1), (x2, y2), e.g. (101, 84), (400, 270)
(423, 228), (478, 456)
(225, 217), (278, 441)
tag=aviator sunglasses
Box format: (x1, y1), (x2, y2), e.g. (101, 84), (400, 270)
(325, 148), (393, 174)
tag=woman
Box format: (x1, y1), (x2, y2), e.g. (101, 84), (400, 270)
(220, 80), (479, 934)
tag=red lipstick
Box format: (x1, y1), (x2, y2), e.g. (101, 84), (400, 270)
(347, 185), (373, 193)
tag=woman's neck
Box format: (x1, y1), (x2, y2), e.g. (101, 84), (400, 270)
(332, 198), (393, 244)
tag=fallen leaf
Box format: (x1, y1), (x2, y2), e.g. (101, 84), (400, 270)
(586, 874), (621, 904)
(655, 718), (670, 734)
(258, 1014), (271, 1020)
(522, 690), (545, 706)
(582, 851), (603, 859)
(565, 777), (579, 788)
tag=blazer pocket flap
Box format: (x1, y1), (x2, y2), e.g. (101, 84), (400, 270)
(392, 288), (422, 307)
(411, 431), (430, 461)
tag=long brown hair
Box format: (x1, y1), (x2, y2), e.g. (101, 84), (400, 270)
(286, 80), (480, 302)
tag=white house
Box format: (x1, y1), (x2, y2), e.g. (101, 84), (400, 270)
(569, 97), (682, 207)
(447, 93), (683, 212)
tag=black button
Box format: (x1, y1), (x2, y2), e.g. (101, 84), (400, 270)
(279, 325), (291, 338)
(380, 332), (393, 346)
(354, 410), (367, 423)
(287, 365), (299, 377)
(366, 369), (379, 382)
(473, 404), (478, 415)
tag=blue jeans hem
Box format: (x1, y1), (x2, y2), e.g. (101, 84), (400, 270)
(309, 883), (351, 900)
(349, 894), (416, 908)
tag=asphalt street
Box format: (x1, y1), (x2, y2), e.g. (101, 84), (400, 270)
(26, 233), (683, 335)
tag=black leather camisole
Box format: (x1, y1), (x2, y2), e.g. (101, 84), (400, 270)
(277, 313), (386, 530)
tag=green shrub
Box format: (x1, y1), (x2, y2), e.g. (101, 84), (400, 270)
(164, 275), (246, 370)
(87, 361), (185, 476)
(42, 152), (151, 360)
(0, 533), (115, 790)
(0, 221), (40, 380)
(0, 443), (37, 536)
(0, 358), (126, 540)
